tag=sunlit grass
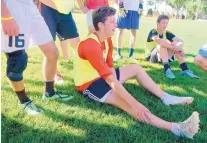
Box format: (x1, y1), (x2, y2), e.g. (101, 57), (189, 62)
(1, 13), (207, 143)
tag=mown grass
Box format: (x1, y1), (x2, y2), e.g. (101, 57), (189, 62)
(1, 13), (207, 143)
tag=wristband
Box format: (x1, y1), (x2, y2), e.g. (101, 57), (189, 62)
(139, 3), (143, 9)
(1, 16), (13, 21)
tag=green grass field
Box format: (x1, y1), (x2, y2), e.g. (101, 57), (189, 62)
(1, 13), (207, 143)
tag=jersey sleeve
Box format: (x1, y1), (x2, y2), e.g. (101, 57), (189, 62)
(166, 31), (176, 42)
(78, 38), (112, 79)
(147, 29), (158, 42)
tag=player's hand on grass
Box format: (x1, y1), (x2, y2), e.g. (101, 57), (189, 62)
(2, 19), (19, 36)
(133, 103), (151, 124)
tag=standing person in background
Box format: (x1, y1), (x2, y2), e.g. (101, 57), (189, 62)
(77, 0), (109, 35)
(1, 0), (72, 115)
(113, 0), (143, 62)
(39, 0), (80, 84)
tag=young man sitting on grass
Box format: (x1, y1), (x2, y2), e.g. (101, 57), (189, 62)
(194, 44), (207, 72)
(146, 15), (199, 79)
(73, 6), (200, 139)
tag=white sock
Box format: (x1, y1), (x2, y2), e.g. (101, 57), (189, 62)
(171, 123), (181, 137)
(161, 92), (193, 106)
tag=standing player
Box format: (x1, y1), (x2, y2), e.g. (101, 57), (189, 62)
(1, 0), (72, 115)
(73, 6), (200, 139)
(77, 0), (109, 35)
(39, 0), (80, 84)
(194, 44), (207, 72)
(113, 0), (143, 62)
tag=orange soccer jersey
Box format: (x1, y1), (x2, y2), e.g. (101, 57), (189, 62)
(75, 34), (114, 91)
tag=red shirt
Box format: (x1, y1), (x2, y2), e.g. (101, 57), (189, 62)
(86, 0), (109, 10)
(76, 35), (114, 91)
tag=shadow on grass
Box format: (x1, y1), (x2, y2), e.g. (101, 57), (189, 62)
(1, 114), (85, 143)
(2, 55), (207, 142)
(41, 107), (172, 143)
(41, 94), (206, 142)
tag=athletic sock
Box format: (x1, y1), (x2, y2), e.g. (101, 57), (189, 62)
(117, 48), (121, 56)
(171, 123), (181, 136)
(15, 89), (31, 103)
(44, 81), (55, 97)
(161, 92), (193, 106)
(163, 62), (170, 72)
(129, 48), (134, 57)
(180, 62), (189, 71)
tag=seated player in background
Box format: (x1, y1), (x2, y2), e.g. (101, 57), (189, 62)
(146, 15), (199, 79)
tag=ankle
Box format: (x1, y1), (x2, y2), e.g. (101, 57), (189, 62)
(171, 123), (181, 136)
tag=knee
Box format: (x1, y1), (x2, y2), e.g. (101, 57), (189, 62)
(134, 64), (144, 73)
(6, 52), (28, 81)
(131, 30), (137, 37)
(119, 30), (124, 35)
(45, 46), (59, 61)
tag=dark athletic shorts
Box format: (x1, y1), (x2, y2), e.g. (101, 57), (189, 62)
(82, 68), (120, 103)
(41, 3), (79, 41)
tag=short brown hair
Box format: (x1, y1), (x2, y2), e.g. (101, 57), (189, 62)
(157, 15), (169, 23)
(93, 6), (116, 31)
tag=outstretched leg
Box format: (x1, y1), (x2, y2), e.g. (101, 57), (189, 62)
(105, 91), (199, 139)
(118, 64), (193, 105)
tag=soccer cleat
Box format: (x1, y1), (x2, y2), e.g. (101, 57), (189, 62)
(113, 55), (122, 61)
(178, 112), (200, 139)
(181, 70), (199, 79)
(42, 92), (73, 101)
(165, 69), (175, 79)
(19, 101), (42, 115)
(54, 73), (64, 84)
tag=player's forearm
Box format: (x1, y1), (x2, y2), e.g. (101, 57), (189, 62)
(106, 75), (139, 107)
(155, 39), (175, 50)
(110, 68), (116, 77)
(1, 0), (12, 17)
